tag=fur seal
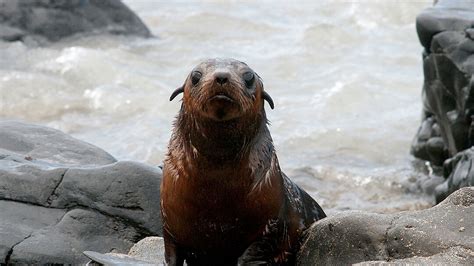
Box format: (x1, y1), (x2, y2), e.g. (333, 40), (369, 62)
(161, 58), (326, 265)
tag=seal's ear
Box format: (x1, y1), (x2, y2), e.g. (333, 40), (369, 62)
(169, 86), (184, 101)
(263, 91), (274, 109)
(256, 73), (274, 110)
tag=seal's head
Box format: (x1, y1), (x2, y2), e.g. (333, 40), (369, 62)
(170, 58), (274, 121)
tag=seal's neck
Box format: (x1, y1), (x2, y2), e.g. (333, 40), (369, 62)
(176, 106), (265, 163)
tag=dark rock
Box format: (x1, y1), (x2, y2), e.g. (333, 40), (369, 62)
(0, 0), (151, 44)
(412, 0), (474, 200)
(416, 0), (474, 52)
(297, 187), (474, 265)
(0, 200), (65, 263)
(435, 148), (474, 202)
(0, 158), (67, 205)
(10, 209), (139, 264)
(411, 116), (449, 165)
(50, 161), (163, 234)
(0, 121), (162, 264)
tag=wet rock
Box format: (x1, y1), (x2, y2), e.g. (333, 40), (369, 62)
(9, 209), (139, 265)
(436, 148), (474, 202)
(411, 0), (474, 200)
(0, 0), (151, 44)
(0, 121), (162, 264)
(297, 187), (474, 265)
(411, 116), (448, 166)
(416, 0), (474, 52)
(50, 161), (163, 234)
(0, 200), (65, 263)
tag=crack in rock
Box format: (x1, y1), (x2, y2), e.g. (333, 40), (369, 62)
(0, 197), (155, 238)
(46, 168), (68, 206)
(4, 233), (33, 265)
(383, 215), (400, 260)
(69, 204), (155, 240)
(0, 197), (54, 209)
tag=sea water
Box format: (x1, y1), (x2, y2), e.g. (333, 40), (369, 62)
(0, 0), (435, 214)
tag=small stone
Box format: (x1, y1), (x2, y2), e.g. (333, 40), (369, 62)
(459, 227), (465, 232)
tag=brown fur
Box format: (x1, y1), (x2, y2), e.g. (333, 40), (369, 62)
(161, 58), (326, 265)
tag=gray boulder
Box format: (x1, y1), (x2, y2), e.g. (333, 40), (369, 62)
(411, 0), (474, 201)
(297, 187), (474, 265)
(0, 0), (151, 44)
(0, 120), (162, 264)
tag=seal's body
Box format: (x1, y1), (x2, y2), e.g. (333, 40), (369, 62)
(161, 59), (326, 265)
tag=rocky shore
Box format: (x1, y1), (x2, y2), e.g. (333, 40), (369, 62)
(0, 0), (473, 264)
(82, 187), (474, 265)
(1, 118), (471, 265)
(0, 121), (162, 264)
(298, 187), (474, 265)
(411, 0), (474, 202)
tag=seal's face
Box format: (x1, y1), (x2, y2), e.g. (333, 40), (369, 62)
(170, 58), (273, 121)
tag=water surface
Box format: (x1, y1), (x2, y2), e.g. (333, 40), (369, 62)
(0, 1), (435, 214)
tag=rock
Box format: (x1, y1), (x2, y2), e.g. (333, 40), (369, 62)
(50, 161), (163, 234)
(356, 246), (474, 265)
(84, 251), (155, 266)
(0, 121), (116, 166)
(416, 0), (474, 52)
(128, 237), (166, 264)
(0, 121), (162, 264)
(411, 116), (448, 166)
(435, 148), (474, 202)
(84, 237), (169, 265)
(0, 0), (151, 44)
(10, 209), (140, 264)
(297, 212), (392, 265)
(0, 200), (65, 263)
(297, 187), (474, 265)
(411, 0), (474, 200)
(91, 187), (474, 265)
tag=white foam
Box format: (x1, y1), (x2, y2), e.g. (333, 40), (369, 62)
(1, 1), (433, 213)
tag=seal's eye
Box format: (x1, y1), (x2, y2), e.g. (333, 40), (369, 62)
(191, 71), (202, 86)
(243, 72), (255, 88)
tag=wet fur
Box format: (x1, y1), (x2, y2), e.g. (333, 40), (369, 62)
(161, 59), (326, 265)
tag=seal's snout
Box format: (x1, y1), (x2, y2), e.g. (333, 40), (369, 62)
(214, 71), (230, 86)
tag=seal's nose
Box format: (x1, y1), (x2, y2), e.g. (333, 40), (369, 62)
(214, 72), (230, 85)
